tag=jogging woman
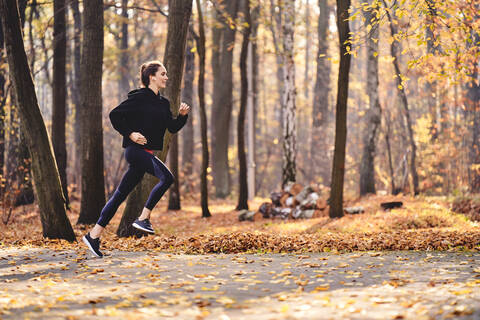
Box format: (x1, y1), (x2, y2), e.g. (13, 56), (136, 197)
(83, 60), (190, 257)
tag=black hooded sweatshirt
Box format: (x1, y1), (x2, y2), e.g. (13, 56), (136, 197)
(109, 87), (188, 150)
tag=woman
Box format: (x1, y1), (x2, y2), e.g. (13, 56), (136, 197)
(83, 60), (190, 257)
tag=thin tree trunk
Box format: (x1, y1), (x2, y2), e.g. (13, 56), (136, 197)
(118, 0), (130, 98)
(70, 0), (82, 191)
(182, 27), (195, 178)
(359, 1), (381, 196)
(329, 0), (351, 218)
(236, 0), (250, 210)
(269, 0), (284, 137)
(383, 1), (419, 195)
(195, 0), (211, 218)
(77, 0), (105, 224)
(117, 0), (193, 236)
(311, 0), (331, 185)
(384, 108), (396, 194)
(281, 0), (297, 187)
(52, 0), (69, 206)
(304, 0), (310, 101)
(210, 0), (240, 198)
(0, 0), (75, 241)
(0, 22), (5, 188)
(168, 133), (180, 209)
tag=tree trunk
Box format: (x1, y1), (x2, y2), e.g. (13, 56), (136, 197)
(210, 0), (240, 198)
(251, 4), (260, 198)
(281, 0), (297, 187)
(467, 30), (480, 192)
(311, 0), (331, 185)
(269, 0), (284, 138)
(0, 0), (75, 241)
(118, 0), (130, 98)
(383, 1), (419, 195)
(6, 2), (33, 207)
(195, 0), (211, 218)
(0, 22), (5, 189)
(168, 134), (180, 209)
(182, 28), (195, 178)
(236, 0), (250, 210)
(117, 0), (193, 236)
(384, 109), (396, 194)
(77, 0), (105, 224)
(304, 0), (310, 101)
(70, 0), (82, 191)
(359, 1), (381, 196)
(329, 0), (351, 218)
(52, 0), (69, 206)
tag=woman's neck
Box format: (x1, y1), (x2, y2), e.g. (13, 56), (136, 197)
(147, 84), (159, 95)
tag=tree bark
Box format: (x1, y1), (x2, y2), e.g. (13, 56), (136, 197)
(210, 0), (240, 198)
(118, 0), (130, 99)
(359, 1), (381, 196)
(52, 0), (69, 206)
(182, 28), (195, 178)
(70, 0), (82, 190)
(329, 0), (351, 218)
(236, 0), (251, 210)
(0, 22), (5, 188)
(269, 0), (284, 137)
(281, 0), (297, 187)
(167, 132), (180, 209)
(77, 0), (105, 224)
(0, 0), (75, 241)
(383, 1), (419, 195)
(311, 0), (331, 185)
(117, 0), (193, 236)
(194, 0), (211, 218)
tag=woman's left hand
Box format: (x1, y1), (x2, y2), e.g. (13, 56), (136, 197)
(179, 102), (190, 116)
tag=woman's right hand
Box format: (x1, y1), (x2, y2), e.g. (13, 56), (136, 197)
(129, 132), (147, 145)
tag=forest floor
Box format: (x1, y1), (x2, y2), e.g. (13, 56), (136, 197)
(0, 194), (479, 252)
(1, 195), (479, 318)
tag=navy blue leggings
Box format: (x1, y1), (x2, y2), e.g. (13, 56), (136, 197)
(96, 145), (174, 227)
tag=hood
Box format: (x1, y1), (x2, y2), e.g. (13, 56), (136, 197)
(127, 87), (159, 99)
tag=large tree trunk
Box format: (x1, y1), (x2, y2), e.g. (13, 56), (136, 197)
(359, 1), (381, 196)
(77, 0), (105, 224)
(329, 0), (351, 218)
(52, 0), (69, 206)
(6, 1), (33, 207)
(0, 0), (75, 241)
(311, 0), (331, 185)
(117, 0), (193, 237)
(383, 1), (419, 195)
(236, 0), (251, 210)
(195, 0), (211, 218)
(281, 0), (297, 187)
(210, 0), (240, 198)
(182, 28), (195, 179)
(70, 0), (82, 191)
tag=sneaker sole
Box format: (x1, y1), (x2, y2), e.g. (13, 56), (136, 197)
(132, 222), (155, 234)
(82, 236), (103, 258)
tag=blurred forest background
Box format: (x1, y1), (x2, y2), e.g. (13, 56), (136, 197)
(1, 0), (480, 232)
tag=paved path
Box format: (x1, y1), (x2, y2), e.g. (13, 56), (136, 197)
(0, 247), (479, 319)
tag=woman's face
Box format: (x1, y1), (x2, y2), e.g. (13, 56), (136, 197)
(151, 66), (168, 89)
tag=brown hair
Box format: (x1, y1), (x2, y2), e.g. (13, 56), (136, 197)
(140, 60), (164, 87)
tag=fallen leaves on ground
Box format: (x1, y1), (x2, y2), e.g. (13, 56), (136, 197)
(0, 195), (478, 253)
